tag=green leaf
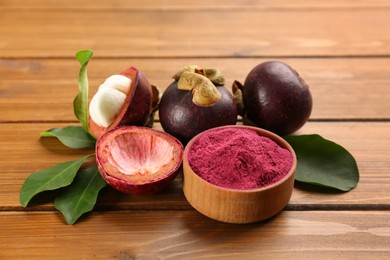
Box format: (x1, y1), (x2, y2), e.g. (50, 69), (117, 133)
(20, 154), (95, 207)
(284, 134), (359, 191)
(40, 126), (96, 149)
(74, 49), (93, 135)
(55, 165), (107, 224)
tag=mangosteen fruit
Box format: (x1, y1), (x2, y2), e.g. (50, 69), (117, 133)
(88, 67), (156, 138)
(96, 126), (183, 195)
(235, 61), (312, 136)
(159, 65), (237, 144)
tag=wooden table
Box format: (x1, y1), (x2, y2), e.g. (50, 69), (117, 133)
(1, 1), (389, 259)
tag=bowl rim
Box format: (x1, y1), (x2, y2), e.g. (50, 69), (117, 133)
(183, 124), (297, 193)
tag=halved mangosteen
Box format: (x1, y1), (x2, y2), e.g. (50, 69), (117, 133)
(88, 67), (154, 139)
(95, 126), (184, 195)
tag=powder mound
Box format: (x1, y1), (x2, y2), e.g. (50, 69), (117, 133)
(187, 127), (293, 190)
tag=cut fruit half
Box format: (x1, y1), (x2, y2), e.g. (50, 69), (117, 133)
(96, 126), (184, 195)
(88, 67), (154, 139)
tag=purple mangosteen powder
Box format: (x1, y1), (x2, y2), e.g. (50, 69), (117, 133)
(187, 127), (293, 190)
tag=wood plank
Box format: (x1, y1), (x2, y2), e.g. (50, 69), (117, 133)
(2, 0), (390, 10)
(0, 210), (389, 259)
(1, 58), (390, 122)
(1, 122), (389, 210)
(1, 9), (390, 58)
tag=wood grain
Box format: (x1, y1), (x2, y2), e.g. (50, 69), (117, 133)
(1, 210), (389, 259)
(1, 58), (390, 122)
(3, 0), (390, 10)
(1, 8), (390, 58)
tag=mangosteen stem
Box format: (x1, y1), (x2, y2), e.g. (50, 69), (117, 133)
(194, 67), (206, 76)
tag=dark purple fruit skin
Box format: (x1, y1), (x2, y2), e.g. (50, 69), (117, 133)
(119, 68), (153, 127)
(159, 82), (237, 144)
(243, 61), (312, 136)
(100, 168), (180, 195)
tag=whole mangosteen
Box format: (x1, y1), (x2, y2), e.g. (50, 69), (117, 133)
(234, 61), (312, 136)
(159, 65), (237, 144)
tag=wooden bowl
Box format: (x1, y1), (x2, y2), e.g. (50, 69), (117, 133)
(182, 125), (297, 224)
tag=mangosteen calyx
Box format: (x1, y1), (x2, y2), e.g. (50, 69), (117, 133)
(173, 65), (225, 86)
(203, 68), (225, 86)
(232, 80), (245, 117)
(173, 65), (226, 107)
(177, 71), (221, 107)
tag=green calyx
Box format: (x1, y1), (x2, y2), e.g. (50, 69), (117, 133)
(173, 65), (225, 107)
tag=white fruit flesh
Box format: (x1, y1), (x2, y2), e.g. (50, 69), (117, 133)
(89, 75), (132, 127)
(108, 132), (173, 175)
